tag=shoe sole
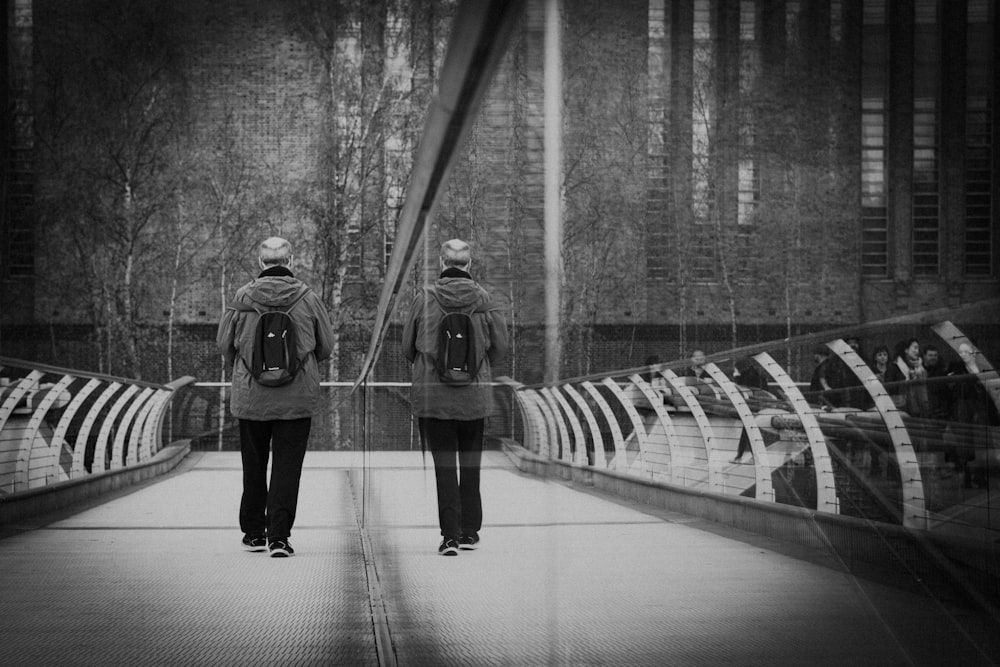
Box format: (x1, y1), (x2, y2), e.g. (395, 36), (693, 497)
(243, 545), (268, 552)
(439, 547), (459, 556)
(270, 549), (291, 557)
(459, 543), (478, 550)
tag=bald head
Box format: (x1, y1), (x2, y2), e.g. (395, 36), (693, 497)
(440, 239), (472, 270)
(259, 237), (292, 267)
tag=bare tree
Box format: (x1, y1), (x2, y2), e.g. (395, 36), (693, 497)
(558, 5), (648, 375)
(34, 1), (190, 378)
(283, 0), (440, 443)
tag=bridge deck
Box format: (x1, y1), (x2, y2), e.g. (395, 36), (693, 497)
(0, 450), (995, 666)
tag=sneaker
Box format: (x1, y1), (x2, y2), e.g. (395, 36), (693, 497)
(438, 538), (459, 556)
(242, 534), (267, 552)
(458, 534), (480, 550)
(269, 539), (294, 558)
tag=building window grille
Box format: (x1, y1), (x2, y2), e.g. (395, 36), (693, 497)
(830, 0), (843, 43)
(860, 0), (888, 277)
(689, 0), (716, 281)
(965, 99), (993, 276)
(646, 0), (671, 280)
(690, 231), (717, 282)
(691, 0), (713, 231)
(912, 98), (939, 275)
(912, 1), (939, 276)
(737, 0), (759, 226)
(861, 98), (888, 276)
(786, 0), (800, 46)
(965, 2), (994, 276)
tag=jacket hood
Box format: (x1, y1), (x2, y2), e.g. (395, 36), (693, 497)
(238, 276), (308, 309)
(430, 277), (494, 312)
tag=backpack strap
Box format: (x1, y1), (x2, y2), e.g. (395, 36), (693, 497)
(282, 286), (311, 313)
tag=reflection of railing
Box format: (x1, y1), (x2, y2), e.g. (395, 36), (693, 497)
(0, 357), (194, 494)
(169, 382), (520, 453)
(502, 321), (998, 540)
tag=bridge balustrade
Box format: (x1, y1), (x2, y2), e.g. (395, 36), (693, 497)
(0, 357), (194, 495)
(168, 381), (522, 454)
(503, 320), (999, 542)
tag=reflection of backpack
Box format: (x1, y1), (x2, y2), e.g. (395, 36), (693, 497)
(242, 289), (310, 387)
(436, 305), (480, 386)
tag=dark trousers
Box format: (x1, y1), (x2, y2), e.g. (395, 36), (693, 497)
(239, 417), (311, 540)
(419, 417), (484, 540)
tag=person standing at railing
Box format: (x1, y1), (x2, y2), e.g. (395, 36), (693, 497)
(885, 338), (929, 418)
(869, 345), (890, 384)
(216, 236), (335, 558)
(922, 345), (951, 421)
(828, 336), (866, 408)
(402, 239), (508, 556)
(682, 349), (708, 380)
(945, 341), (999, 489)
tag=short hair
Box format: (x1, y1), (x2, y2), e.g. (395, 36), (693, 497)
(440, 239), (472, 268)
(259, 237), (292, 266)
(870, 345), (890, 364)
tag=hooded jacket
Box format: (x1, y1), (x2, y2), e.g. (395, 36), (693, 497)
(402, 269), (508, 420)
(216, 267), (335, 420)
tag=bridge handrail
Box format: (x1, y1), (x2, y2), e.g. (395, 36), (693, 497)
(0, 356), (179, 391)
(0, 357), (194, 494)
(502, 313), (998, 539)
(517, 297), (1000, 390)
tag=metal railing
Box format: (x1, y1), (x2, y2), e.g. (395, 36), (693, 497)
(0, 357), (194, 494)
(169, 381), (521, 454)
(503, 318), (999, 540)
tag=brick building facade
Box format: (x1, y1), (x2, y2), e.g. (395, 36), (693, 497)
(1, 0), (997, 382)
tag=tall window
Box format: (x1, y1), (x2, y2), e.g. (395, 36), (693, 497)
(691, 0), (713, 226)
(737, 0), (759, 225)
(646, 0), (671, 280)
(830, 0), (843, 43)
(4, 0), (35, 279)
(786, 0), (801, 46)
(382, 10), (412, 273)
(690, 0), (716, 281)
(861, 0), (888, 277)
(912, 0), (939, 275)
(337, 21), (364, 278)
(965, 0), (994, 276)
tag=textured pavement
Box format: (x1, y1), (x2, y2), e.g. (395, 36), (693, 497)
(0, 450), (997, 666)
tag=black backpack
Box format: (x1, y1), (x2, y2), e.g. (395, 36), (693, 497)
(435, 304), (481, 386)
(241, 289), (310, 387)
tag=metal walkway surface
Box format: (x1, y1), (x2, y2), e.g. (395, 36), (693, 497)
(1, 450), (997, 666)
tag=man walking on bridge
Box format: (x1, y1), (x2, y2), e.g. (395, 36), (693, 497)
(217, 237), (334, 558)
(403, 239), (508, 556)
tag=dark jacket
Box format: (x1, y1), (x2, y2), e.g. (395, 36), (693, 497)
(885, 356), (929, 417)
(216, 267), (335, 420)
(402, 269), (508, 420)
(947, 362), (1000, 426)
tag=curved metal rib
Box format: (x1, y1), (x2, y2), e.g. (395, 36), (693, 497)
(753, 352), (839, 514)
(562, 384), (606, 468)
(826, 339), (926, 528)
(627, 374), (682, 485)
(703, 363), (775, 501)
(581, 381), (627, 473)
